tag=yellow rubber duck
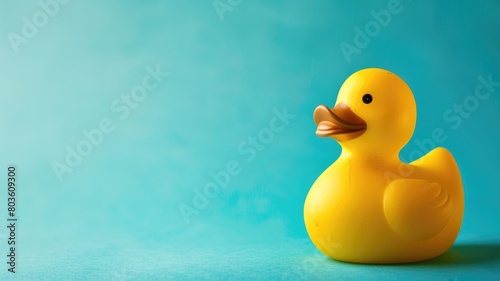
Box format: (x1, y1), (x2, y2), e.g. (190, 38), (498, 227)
(304, 68), (464, 264)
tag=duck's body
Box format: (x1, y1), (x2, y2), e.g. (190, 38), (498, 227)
(304, 68), (464, 264)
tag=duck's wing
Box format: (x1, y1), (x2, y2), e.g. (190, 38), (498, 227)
(383, 147), (461, 241)
(383, 179), (453, 241)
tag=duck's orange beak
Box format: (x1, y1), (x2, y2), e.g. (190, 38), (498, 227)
(314, 103), (367, 141)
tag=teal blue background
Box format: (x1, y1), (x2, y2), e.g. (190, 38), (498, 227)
(1, 0), (500, 280)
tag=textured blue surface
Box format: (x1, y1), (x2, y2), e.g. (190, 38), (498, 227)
(0, 0), (499, 280)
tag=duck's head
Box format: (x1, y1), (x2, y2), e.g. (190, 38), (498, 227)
(314, 68), (416, 156)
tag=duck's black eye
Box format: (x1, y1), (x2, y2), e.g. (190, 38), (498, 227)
(362, 94), (372, 104)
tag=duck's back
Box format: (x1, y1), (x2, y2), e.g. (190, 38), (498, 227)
(411, 147), (463, 202)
